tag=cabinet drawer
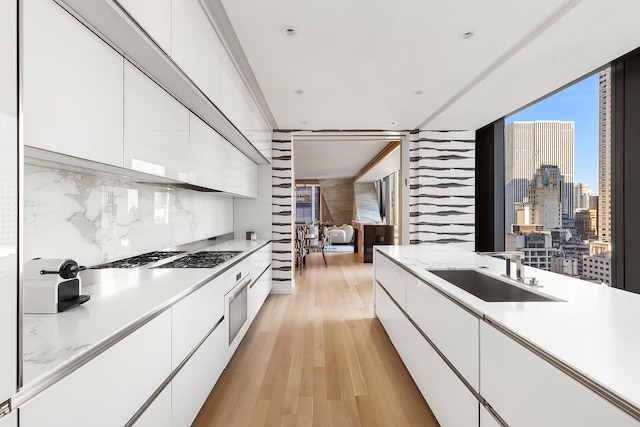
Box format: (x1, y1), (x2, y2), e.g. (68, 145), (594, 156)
(406, 275), (480, 390)
(251, 243), (272, 278)
(131, 384), (171, 427)
(172, 321), (226, 427)
(375, 282), (406, 360)
(171, 277), (224, 370)
(248, 267), (272, 321)
(405, 322), (478, 427)
(374, 253), (406, 309)
(21, 311), (171, 427)
(480, 322), (638, 427)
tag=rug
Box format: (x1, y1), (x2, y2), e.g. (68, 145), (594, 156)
(324, 245), (355, 253)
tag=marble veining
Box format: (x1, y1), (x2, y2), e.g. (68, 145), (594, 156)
(24, 164), (233, 267)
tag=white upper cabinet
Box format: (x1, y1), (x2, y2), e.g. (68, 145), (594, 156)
(116, 0), (171, 55)
(188, 112), (226, 189)
(171, 0), (222, 106)
(124, 61), (189, 181)
(23, 0), (124, 167)
(226, 144), (257, 198)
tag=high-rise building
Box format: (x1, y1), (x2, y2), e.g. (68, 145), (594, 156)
(576, 209), (598, 240)
(574, 183), (594, 212)
(516, 165), (563, 230)
(505, 121), (575, 233)
(598, 68), (612, 242)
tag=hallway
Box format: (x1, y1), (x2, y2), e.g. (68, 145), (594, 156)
(192, 252), (439, 426)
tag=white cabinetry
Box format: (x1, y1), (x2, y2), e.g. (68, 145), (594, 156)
(172, 321), (226, 427)
(248, 243), (272, 322)
(171, 276), (225, 370)
(23, 0), (124, 167)
(0, 0), (17, 409)
(226, 145), (257, 198)
(132, 385), (171, 427)
(117, 0), (171, 54)
(406, 274), (479, 390)
(480, 322), (637, 427)
(190, 112), (257, 197)
(404, 321), (478, 427)
(171, 0), (222, 105)
(124, 61), (189, 180)
(375, 282), (407, 360)
(374, 251), (480, 426)
(188, 113), (226, 190)
(480, 405), (502, 427)
(0, 412), (17, 427)
(21, 310), (171, 427)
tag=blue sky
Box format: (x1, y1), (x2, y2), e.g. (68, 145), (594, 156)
(505, 73), (599, 194)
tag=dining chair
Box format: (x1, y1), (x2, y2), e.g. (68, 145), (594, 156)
(305, 226), (329, 267)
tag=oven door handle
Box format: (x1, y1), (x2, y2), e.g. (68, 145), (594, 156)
(228, 278), (251, 302)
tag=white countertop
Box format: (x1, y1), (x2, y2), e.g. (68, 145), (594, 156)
(376, 244), (640, 411)
(21, 239), (269, 388)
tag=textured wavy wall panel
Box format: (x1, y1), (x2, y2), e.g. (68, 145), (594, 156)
(409, 130), (476, 250)
(271, 131), (294, 293)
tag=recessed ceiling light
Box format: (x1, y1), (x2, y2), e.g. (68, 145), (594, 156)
(283, 26), (296, 36)
(460, 30), (476, 40)
(413, 90), (424, 96)
(389, 121), (398, 126)
(295, 89), (304, 95)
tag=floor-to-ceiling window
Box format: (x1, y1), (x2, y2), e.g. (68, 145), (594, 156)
(503, 68), (612, 285)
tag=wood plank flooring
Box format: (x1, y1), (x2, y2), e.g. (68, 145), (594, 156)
(192, 252), (439, 426)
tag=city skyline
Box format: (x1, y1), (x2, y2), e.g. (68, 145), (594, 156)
(506, 73), (599, 194)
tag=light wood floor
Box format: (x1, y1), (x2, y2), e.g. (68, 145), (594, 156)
(192, 252), (439, 426)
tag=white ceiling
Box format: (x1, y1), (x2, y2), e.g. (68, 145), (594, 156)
(293, 136), (392, 180)
(214, 0), (640, 178)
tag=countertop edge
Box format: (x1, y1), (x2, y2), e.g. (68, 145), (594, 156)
(13, 240), (272, 408)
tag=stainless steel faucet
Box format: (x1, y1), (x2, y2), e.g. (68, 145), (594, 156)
(477, 251), (538, 286)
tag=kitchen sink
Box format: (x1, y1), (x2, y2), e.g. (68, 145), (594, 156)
(426, 269), (561, 302)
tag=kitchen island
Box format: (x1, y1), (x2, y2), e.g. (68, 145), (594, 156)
(16, 238), (272, 427)
(374, 244), (640, 426)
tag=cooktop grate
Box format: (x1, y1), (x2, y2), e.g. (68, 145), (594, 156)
(153, 251), (242, 268)
(90, 251), (186, 269)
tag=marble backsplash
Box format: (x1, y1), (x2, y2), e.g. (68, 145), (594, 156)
(24, 164), (233, 267)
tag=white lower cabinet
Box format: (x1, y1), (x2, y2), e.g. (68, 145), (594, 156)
(375, 282), (406, 360)
(480, 322), (638, 427)
(21, 310), (171, 427)
(172, 321), (226, 427)
(404, 322), (479, 427)
(0, 412), (17, 427)
(132, 384), (172, 427)
(406, 274), (479, 391)
(480, 405), (502, 427)
(171, 276), (224, 370)
(248, 265), (272, 322)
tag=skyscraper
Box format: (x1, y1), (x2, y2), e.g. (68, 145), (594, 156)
(505, 121), (575, 233)
(574, 183), (594, 212)
(598, 68), (611, 242)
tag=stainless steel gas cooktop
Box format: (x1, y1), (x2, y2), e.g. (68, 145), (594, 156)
(153, 251), (242, 268)
(90, 251), (186, 269)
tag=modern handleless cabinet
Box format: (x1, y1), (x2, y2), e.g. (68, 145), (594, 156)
(124, 61), (190, 181)
(116, 0), (172, 55)
(23, 0), (124, 167)
(374, 251), (479, 426)
(131, 385), (172, 427)
(480, 322), (638, 427)
(20, 311), (172, 427)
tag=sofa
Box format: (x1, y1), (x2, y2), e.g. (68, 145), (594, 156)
(327, 224), (354, 244)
